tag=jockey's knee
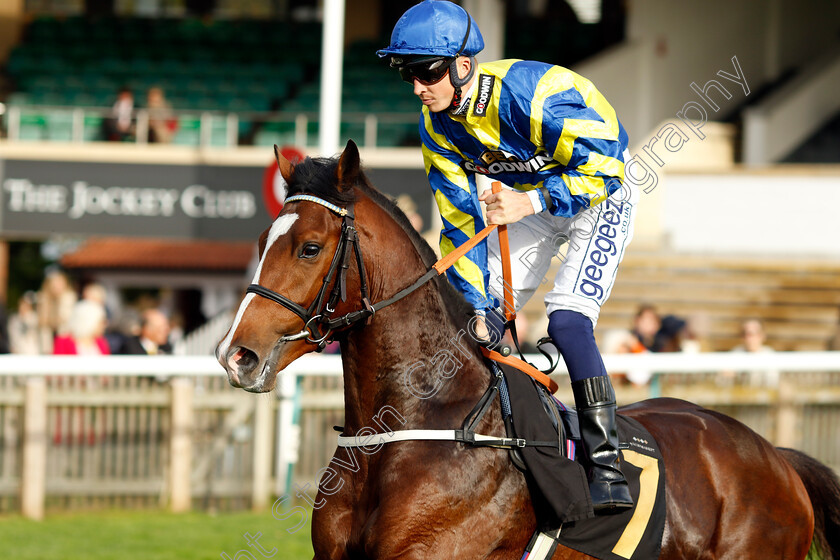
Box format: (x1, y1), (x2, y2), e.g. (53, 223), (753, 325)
(548, 309), (595, 347)
(547, 310), (606, 382)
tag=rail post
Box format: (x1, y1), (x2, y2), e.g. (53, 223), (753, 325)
(274, 373), (300, 498)
(775, 373), (798, 448)
(252, 393), (274, 511)
(21, 377), (47, 520)
(169, 377), (193, 512)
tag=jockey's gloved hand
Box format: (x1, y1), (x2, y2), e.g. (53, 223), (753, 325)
(472, 310), (508, 352)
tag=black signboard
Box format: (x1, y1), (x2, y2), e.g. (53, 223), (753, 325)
(0, 158), (433, 241)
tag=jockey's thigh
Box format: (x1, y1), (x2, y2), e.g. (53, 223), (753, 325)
(545, 180), (639, 327)
(486, 211), (560, 313)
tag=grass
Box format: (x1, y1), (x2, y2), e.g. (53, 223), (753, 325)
(0, 509), (314, 559)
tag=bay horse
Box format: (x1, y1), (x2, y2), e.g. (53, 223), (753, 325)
(217, 141), (840, 560)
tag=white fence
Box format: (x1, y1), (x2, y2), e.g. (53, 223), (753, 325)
(1, 352), (839, 520)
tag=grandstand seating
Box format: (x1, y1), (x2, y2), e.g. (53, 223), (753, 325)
(522, 250), (840, 352)
(2, 16), (419, 147)
(504, 17), (604, 67)
(0, 12), (613, 147)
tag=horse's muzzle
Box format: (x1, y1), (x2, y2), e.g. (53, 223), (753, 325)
(219, 345), (262, 389)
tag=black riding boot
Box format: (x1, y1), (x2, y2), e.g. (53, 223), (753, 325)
(572, 376), (634, 513)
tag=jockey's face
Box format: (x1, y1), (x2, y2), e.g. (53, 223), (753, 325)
(412, 56), (473, 113)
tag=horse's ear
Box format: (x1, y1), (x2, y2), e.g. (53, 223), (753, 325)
(274, 145), (294, 183)
(336, 139), (360, 191)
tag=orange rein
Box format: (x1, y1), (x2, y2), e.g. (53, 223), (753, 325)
(430, 182), (558, 394)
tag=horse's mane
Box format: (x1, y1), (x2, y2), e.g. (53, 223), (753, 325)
(287, 156), (475, 327)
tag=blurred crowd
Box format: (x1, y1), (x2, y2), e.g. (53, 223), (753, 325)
(503, 302), (840, 389)
(1, 269), (177, 357)
(103, 85), (177, 143)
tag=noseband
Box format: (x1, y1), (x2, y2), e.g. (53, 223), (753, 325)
(246, 194), (378, 350)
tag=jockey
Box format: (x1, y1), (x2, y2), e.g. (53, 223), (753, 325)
(378, 0), (638, 512)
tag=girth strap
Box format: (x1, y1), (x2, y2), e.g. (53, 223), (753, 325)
(336, 429), (558, 449)
(337, 362), (559, 450)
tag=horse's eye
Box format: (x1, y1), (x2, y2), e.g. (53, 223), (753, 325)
(299, 243), (321, 259)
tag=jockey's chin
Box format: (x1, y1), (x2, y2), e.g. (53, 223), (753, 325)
(219, 338), (312, 393)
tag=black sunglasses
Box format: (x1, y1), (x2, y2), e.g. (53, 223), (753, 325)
(395, 57), (454, 85)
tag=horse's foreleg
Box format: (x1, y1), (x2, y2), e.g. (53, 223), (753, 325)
(312, 499), (355, 560)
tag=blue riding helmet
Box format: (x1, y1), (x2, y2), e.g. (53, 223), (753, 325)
(377, 0), (484, 111)
(376, 0), (484, 60)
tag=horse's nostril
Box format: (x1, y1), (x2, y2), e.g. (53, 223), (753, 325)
(227, 346), (259, 375)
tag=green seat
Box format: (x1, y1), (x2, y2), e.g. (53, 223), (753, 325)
(172, 115), (201, 146)
(340, 122), (366, 146)
(6, 92), (32, 106)
(245, 95), (271, 112)
(18, 112), (47, 141)
(84, 115), (105, 141)
(282, 97), (319, 113)
(263, 79), (290, 100)
(6, 48), (39, 76)
(39, 92), (66, 106)
(71, 92), (98, 107)
(253, 129), (293, 147)
(275, 63), (304, 84)
(46, 110), (74, 141)
(193, 96), (223, 111)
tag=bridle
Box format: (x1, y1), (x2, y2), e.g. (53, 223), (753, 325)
(246, 191), (559, 393)
(246, 194), (438, 350)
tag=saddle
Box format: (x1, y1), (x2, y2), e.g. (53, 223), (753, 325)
(495, 360), (667, 560)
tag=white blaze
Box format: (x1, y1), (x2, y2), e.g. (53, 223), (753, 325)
(218, 213), (299, 361)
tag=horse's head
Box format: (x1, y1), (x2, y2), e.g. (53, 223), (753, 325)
(216, 140), (417, 392)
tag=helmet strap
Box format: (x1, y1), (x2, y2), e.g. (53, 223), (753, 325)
(448, 55), (476, 112)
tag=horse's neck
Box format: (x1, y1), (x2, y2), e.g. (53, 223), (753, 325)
(338, 277), (490, 435)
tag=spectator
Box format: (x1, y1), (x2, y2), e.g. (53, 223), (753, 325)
(119, 309), (172, 355)
(53, 300), (110, 355)
(724, 319), (778, 386)
(601, 329), (651, 387)
(81, 283), (107, 306)
(652, 314), (688, 352)
(631, 304), (660, 351)
(146, 87), (177, 144)
(732, 319), (774, 354)
(9, 291), (40, 355)
(37, 269), (77, 354)
(106, 308), (142, 354)
(82, 282), (114, 322)
(104, 87), (135, 141)
(679, 313), (711, 353)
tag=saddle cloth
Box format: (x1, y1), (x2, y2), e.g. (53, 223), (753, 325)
(500, 363), (667, 560)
